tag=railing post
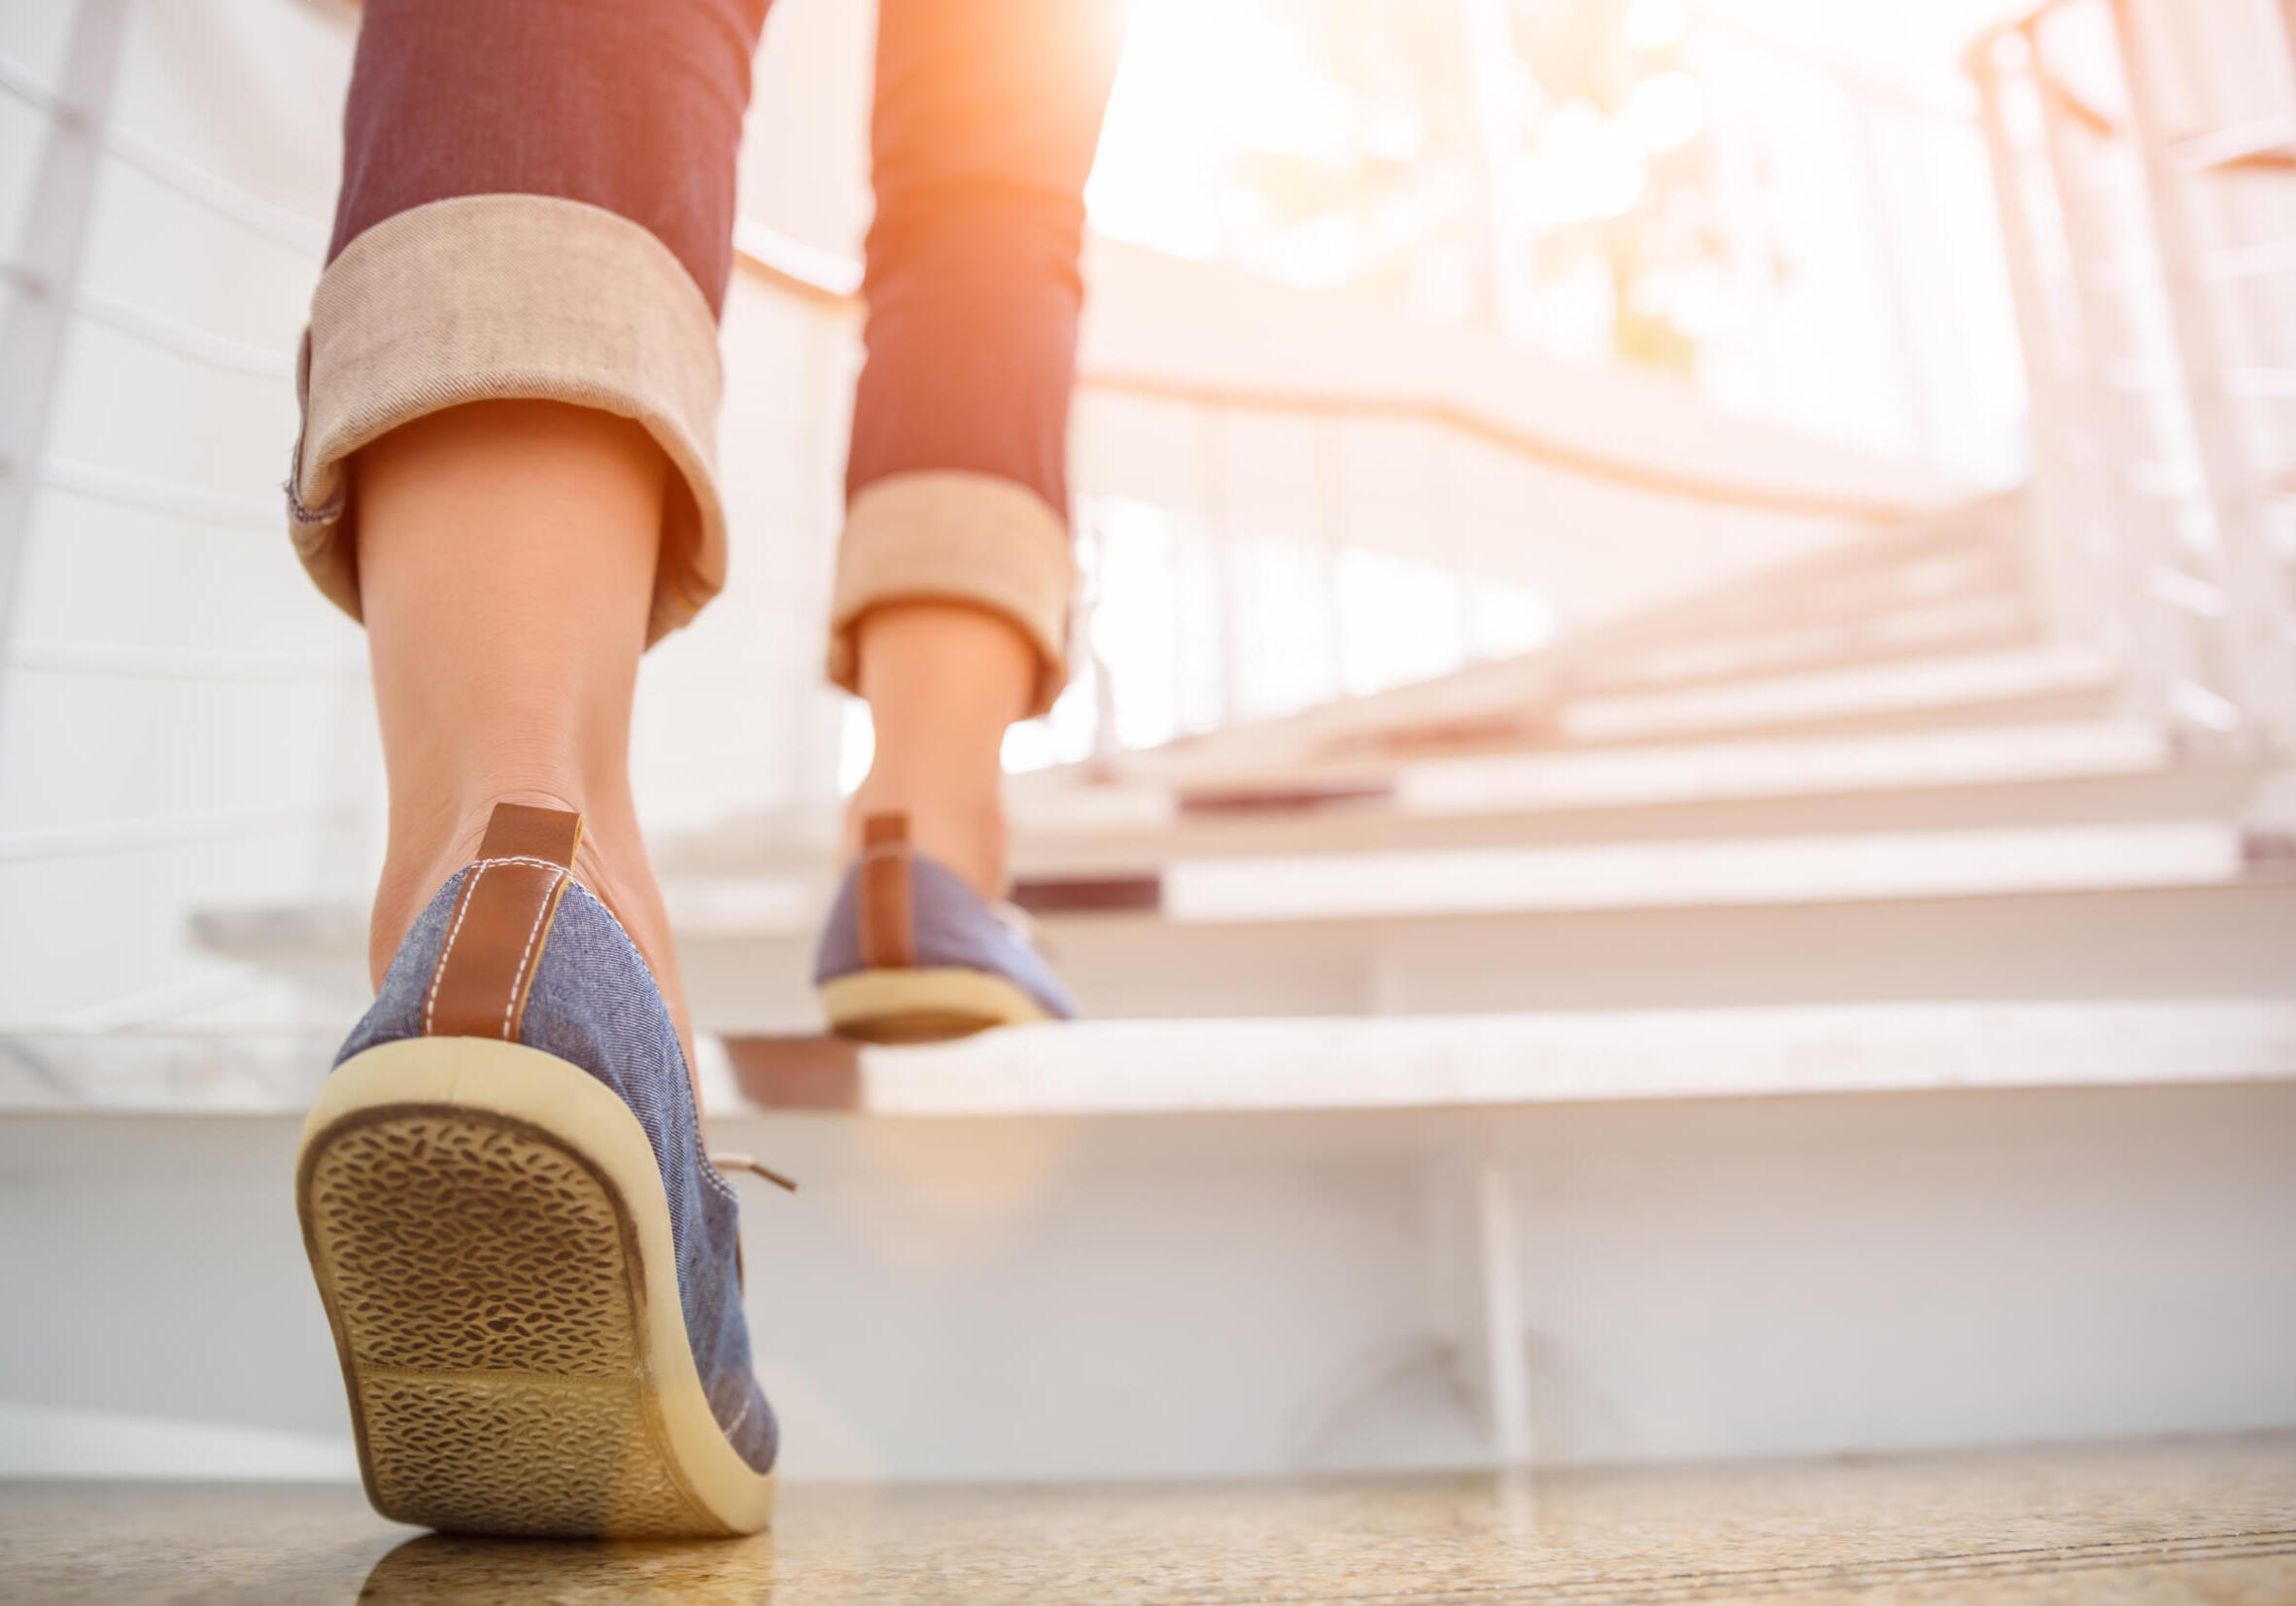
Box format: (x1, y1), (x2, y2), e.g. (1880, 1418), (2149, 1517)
(1849, 98), (1945, 470)
(2108, 0), (2296, 746)
(1312, 419), (1351, 703)
(1079, 501), (1122, 770)
(2030, 51), (2202, 733)
(1198, 404), (1247, 728)
(1971, 45), (2108, 672)
(1429, 1153), (1534, 1467)
(1456, 0), (1531, 340)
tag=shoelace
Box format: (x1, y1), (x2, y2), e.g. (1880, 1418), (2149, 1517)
(711, 1152), (799, 1192)
(990, 899), (1057, 959)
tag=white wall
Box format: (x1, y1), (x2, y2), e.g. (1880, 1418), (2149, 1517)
(0, 0), (369, 1043)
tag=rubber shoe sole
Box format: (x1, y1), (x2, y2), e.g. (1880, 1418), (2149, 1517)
(818, 966), (1050, 1043)
(296, 1037), (776, 1537)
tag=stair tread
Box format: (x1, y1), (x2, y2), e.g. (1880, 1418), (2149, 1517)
(1053, 642), (2116, 794)
(1006, 719), (2209, 848)
(718, 998), (2296, 1115)
(1158, 819), (2249, 924)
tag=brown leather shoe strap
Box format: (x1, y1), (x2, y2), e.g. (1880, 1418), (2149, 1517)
(857, 811), (916, 970)
(424, 803), (585, 1042)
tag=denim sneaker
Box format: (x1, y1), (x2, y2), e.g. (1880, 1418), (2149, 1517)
(813, 812), (1079, 1042)
(296, 803), (778, 1537)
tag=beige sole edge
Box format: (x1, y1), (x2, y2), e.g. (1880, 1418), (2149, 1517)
(297, 1037), (777, 1537)
(819, 967), (1051, 1042)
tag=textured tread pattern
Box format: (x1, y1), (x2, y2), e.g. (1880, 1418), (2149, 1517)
(301, 1108), (723, 1537)
(359, 1374), (700, 1537)
(309, 1117), (633, 1375)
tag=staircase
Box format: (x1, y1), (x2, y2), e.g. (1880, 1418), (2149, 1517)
(617, 488), (2293, 1035)
(119, 453), (2296, 1483)
(8, 0), (2296, 1492)
(179, 484), (2292, 1031)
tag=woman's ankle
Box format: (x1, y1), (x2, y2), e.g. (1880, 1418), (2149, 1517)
(850, 601), (1036, 900)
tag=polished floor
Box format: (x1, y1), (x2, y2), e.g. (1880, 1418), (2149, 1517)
(3, 1435), (2292, 1603)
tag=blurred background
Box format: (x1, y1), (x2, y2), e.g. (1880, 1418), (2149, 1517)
(1, 0), (2292, 1486)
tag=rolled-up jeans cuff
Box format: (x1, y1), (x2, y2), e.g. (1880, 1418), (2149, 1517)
(286, 193), (727, 644)
(827, 471), (1075, 718)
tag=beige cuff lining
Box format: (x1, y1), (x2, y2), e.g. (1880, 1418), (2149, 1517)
(829, 471), (1076, 718)
(287, 193), (727, 645)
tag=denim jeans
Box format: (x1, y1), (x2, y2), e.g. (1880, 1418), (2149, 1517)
(290, 0), (1121, 713)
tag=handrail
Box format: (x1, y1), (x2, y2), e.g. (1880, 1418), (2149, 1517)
(731, 217), (862, 308)
(2033, 63), (2120, 139)
(1080, 372), (1934, 525)
(730, 223), (1938, 526)
(1965, 0), (2089, 72)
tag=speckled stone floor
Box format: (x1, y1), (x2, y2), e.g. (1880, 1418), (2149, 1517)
(4, 1434), (2292, 1603)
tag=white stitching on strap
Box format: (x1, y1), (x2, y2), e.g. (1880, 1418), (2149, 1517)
(499, 869), (567, 1041)
(466, 854), (578, 876)
(423, 864), (486, 1034)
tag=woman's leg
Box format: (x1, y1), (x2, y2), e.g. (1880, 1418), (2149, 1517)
(833, 0), (1129, 898)
(288, 0), (770, 1067)
(357, 398), (695, 1060)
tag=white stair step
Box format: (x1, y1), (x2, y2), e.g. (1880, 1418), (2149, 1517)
(667, 818), (2246, 935)
(1001, 721), (2223, 871)
(1163, 821), (2243, 924)
(1041, 639), (2117, 802)
(1556, 644), (2117, 747)
(189, 831), (2291, 1031)
(1391, 719), (2176, 817)
(19, 998), (2290, 1118)
(671, 719), (2247, 883)
(725, 1000), (2296, 1116)
(675, 875), (2296, 1029)
(1046, 504), (2035, 792)
(1561, 589), (2032, 697)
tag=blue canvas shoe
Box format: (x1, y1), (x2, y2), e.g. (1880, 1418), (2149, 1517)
(814, 812), (1079, 1042)
(296, 803), (779, 1537)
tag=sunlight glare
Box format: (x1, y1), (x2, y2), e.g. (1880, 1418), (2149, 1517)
(1087, 0), (1359, 261)
(1516, 99), (1646, 224)
(1623, 0), (1690, 51)
(1625, 71), (1705, 152)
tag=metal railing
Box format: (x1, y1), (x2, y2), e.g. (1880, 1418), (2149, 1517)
(1969, 0), (2296, 750)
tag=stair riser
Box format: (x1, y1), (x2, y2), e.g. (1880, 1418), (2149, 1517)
(10, 1085), (2293, 1482)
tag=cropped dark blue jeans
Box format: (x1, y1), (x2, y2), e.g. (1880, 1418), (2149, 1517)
(288, 0), (1121, 713)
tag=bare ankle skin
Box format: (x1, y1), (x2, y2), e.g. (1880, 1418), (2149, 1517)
(847, 601), (1039, 900)
(355, 400), (701, 1087)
